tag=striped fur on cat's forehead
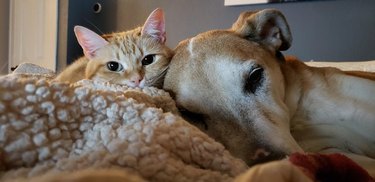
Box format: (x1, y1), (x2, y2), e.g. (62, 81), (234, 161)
(99, 27), (169, 65)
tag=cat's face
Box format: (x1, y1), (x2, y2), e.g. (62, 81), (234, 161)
(85, 28), (172, 88)
(74, 8), (172, 88)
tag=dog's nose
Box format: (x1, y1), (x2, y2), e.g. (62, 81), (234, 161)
(250, 148), (271, 160)
(248, 150), (288, 166)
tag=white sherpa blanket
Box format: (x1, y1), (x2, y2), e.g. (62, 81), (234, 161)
(0, 64), (249, 182)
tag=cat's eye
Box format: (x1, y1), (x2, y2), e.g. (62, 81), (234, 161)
(141, 54), (155, 66)
(245, 66), (264, 94)
(106, 61), (123, 72)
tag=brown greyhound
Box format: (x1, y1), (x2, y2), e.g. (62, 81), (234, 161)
(163, 9), (375, 177)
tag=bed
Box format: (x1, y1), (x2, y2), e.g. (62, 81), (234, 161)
(0, 61), (374, 182)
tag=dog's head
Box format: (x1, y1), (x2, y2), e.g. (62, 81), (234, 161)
(164, 9), (303, 166)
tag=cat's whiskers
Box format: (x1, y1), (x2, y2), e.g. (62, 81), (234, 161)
(145, 66), (169, 87)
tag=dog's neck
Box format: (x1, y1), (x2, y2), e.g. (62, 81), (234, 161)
(281, 57), (375, 158)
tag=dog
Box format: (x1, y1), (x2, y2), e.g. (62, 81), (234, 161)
(163, 9), (375, 176)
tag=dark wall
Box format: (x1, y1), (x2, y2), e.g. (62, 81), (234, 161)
(63, 0), (118, 66)
(60, 0), (375, 70)
(0, 0), (9, 74)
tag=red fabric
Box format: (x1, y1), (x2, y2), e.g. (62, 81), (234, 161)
(289, 153), (374, 182)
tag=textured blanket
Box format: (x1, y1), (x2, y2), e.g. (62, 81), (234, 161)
(1, 62), (374, 182)
(0, 71), (247, 181)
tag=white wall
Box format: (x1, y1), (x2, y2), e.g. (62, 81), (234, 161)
(8, 0), (58, 72)
(0, 0), (9, 74)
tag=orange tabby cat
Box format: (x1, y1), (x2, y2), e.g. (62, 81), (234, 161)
(55, 8), (172, 88)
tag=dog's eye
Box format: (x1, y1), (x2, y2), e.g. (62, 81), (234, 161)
(106, 61), (123, 72)
(245, 67), (264, 94)
(142, 54), (155, 66)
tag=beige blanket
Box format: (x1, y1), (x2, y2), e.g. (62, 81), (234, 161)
(0, 67), (246, 182)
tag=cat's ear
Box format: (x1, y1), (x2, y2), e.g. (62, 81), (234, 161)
(141, 8), (166, 44)
(74, 26), (109, 59)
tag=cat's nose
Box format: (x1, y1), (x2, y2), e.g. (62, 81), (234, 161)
(130, 75), (143, 86)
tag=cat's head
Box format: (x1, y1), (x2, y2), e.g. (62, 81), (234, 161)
(74, 8), (172, 88)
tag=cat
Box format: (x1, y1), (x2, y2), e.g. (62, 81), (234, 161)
(55, 8), (173, 88)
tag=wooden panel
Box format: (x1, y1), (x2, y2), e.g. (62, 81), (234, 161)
(9, 0), (58, 72)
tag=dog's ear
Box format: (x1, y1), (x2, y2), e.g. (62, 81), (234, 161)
(231, 9), (292, 53)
